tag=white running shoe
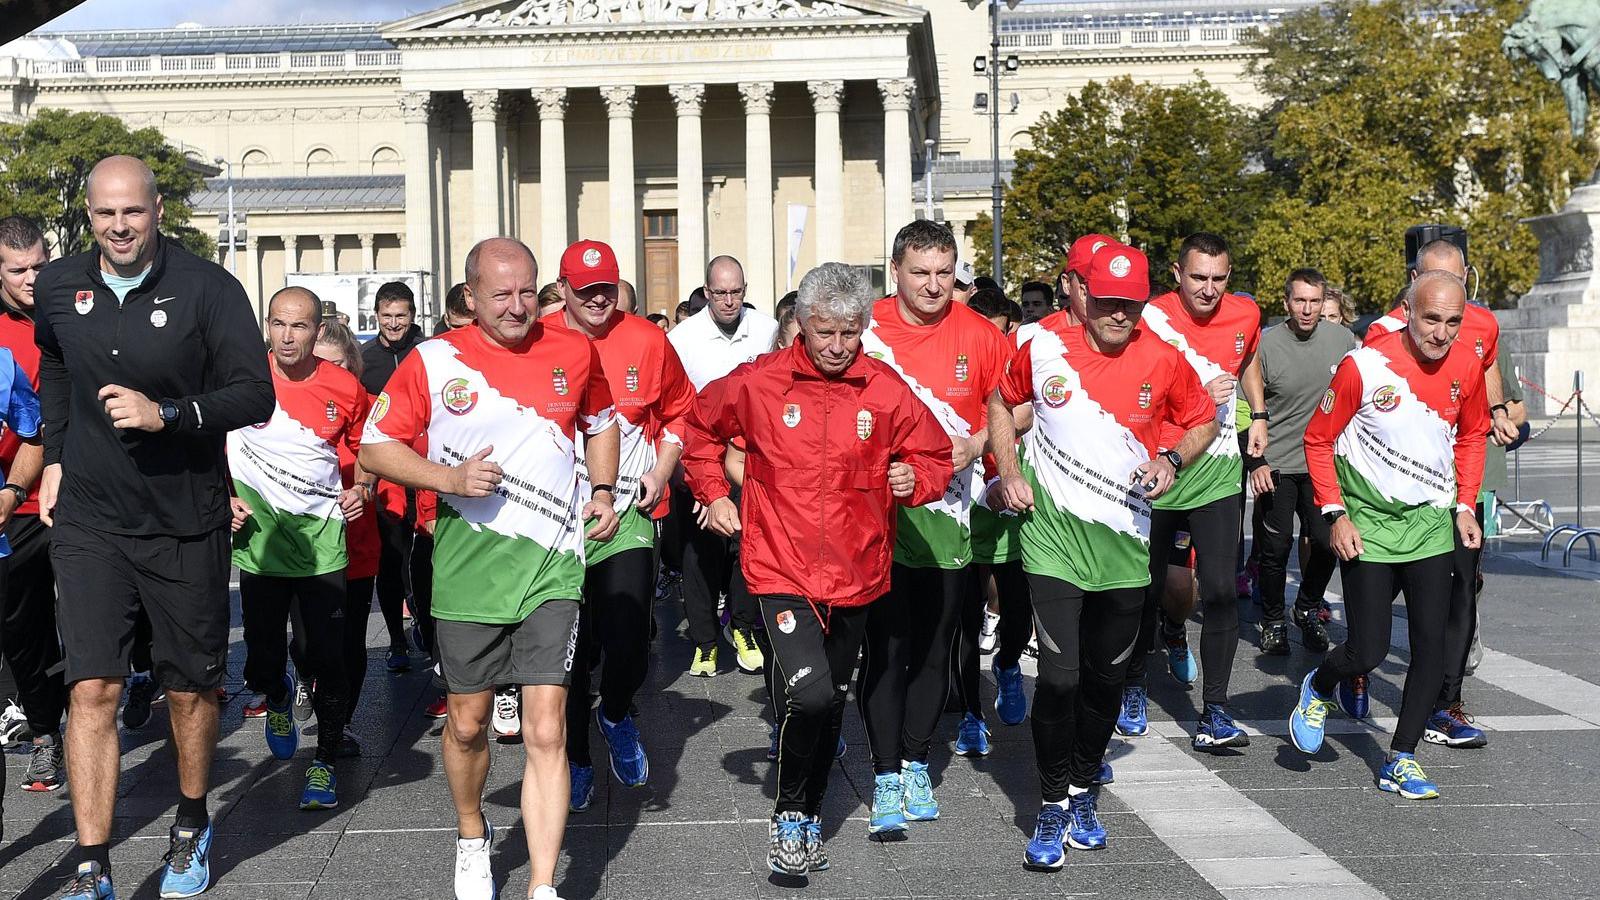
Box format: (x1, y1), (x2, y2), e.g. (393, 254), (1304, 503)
(453, 816), (495, 900)
(0, 700), (30, 747)
(492, 687), (521, 743)
(978, 609), (1000, 654)
(531, 886), (565, 900)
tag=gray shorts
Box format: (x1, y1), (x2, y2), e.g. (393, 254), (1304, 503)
(435, 599), (581, 694)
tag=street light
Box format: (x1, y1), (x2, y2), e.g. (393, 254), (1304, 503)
(213, 155), (236, 275)
(924, 138), (936, 221)
(965, 0), (1021, 284)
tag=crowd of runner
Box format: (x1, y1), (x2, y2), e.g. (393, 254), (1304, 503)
(0, 154), (1521, 899)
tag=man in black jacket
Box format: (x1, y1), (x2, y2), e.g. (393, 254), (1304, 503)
(358, 280), (424, 670)
(34, 155), (274, 900)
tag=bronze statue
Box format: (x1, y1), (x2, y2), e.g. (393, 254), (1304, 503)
(1504, 0), (1600, 140)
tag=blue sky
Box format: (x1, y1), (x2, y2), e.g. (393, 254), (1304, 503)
(38, 0), (429, 30)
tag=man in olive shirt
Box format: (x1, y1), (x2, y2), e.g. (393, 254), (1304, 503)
(1248, 268), (1356, 655)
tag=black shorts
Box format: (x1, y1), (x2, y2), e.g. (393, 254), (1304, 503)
(51, 520), (232, 692)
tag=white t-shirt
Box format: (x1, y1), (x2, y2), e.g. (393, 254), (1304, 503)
(668, 306), (780, 391)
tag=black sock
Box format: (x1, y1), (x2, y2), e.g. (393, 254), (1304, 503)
(79, 842), (112, 876)
(175, 794), (208, 829)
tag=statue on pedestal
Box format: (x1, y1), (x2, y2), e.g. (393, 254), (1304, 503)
(1504, 0), (1600, 144)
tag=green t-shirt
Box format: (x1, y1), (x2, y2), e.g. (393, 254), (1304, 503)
(1259, 321), (1358, 474)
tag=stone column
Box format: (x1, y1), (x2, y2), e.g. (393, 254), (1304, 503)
(535, 88), (569, 274)
(432, 107), (453, 287)
(740, 81), (775, 306)
(320, 233), (337, 273)
(359, 233), (376, 272)
(400, 91), (435, 271)
(244, 235), (260, 319)
(879, 79), (916, 269)
(670, 83), (706, 304)
(603, 86), (638, 281)
(497, 104), (518, 237)
(808, 80), (845, 265)
(284, 234), (299, 274)
(465, 89), (504, 242)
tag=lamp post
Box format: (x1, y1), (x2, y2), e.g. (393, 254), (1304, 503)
(213, 155), (236, 275)
(967, 0), (1020, 284)
(924, 138), (936, 221)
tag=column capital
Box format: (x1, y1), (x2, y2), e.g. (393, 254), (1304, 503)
(318, 232), (336, 244)
(400, 90), (433, 124)
(807, 80), (844, 114)
(669, 83), (705, 116)
(533, 87), (568, 120)
(358, 232), (375, 247)
(245, 235), (258, 250)
(602, 85), (636, 118)
(465, 89), (503, 122)
(397, 233), (407, 249)
(878, 78), (915, 112)
(739, 81), (775, 115)
(283, 234), (299, 250)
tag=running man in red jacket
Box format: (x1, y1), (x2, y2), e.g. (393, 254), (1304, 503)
(684, 262), (952, 880)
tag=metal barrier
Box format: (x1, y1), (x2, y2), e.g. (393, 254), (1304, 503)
(1521, 370), (1599, 567)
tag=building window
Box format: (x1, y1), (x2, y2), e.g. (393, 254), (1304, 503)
(643, 212), (678, 239)
(371, 146), (401, 175)
(240, 149), (269, 176)
(305, 147), (335, 176)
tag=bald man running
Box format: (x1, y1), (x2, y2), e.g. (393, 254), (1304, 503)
(35, 155), (274, 899)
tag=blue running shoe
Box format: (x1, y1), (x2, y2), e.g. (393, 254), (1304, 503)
(1193, 704), (1250, 751)
(1424, 703), (1487, 749)
(1163, 626), (1197, 686)
(1378, 752), (1440, 799)
(1023, 805), (1070, 870)
(1337, 675), (1370, 720)
(868, 772), (906, 835)
(992, 660), (1027, 726)
(1115, 685), (1148, 737)
(803, 816), (828, 872)
(159, 822), (213, 899)
(264, 675), (298, 761)
(1289, 672), (1332, 755)
(1093, 761), (1114, 785)
(299, 760), (337, 810)
(1066, 791), (1107, 850)
(902, 761), (939, 821)
(597, 709), (648, 787)
(954, 713), (991, 757)
(569, 763), (594, 812)
(56, 861), (114, 899)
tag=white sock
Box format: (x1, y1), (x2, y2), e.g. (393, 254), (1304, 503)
(1066, 784), (1089, 798)
(1046, 798), (1070, 809)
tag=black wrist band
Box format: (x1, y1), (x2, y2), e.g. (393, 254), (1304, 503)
(1, 483), (25, 503)
(1250, 411), (1269, 421)
(591, 483), (616, 496)
(1491, 403), (1509, 416)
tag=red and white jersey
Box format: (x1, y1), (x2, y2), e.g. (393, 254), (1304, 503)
(543, 309), (696, 518)
(1365, 302), (1499, 372)
(364, 325), (615, 624)
(1140, 291), (1261, 510)
(1305, 333), (1489, 563)
(862, 297), (1011, 568)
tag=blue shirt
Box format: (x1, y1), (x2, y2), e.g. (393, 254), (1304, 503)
(0, 348), (41, 557)
(101, 265), (151, 305)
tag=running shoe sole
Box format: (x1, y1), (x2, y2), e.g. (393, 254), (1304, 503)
(1377, 777), (1440, 800)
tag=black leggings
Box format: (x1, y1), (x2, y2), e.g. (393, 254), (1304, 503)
(241, 570), (350, 761)
(1311, 551), (1455, 754)
(680, 493), (757, 650)
(953, 561), (1031, 718)
(991, 560), (1033, 671)
(375, 511), (413, 653)
(1127, 493), (1242, 705)
(341, 577), (374, 714)
(410, 532), (436, 662)
(0, 516), (65, 735)
(763, 595), (868, 816)
(1029, 574), (1144, 802)
(858, 564), (964, 773)
(1439, 522), (1483, 709)
(1256, 472), (1337, 622)
(566, 548), (655, 767)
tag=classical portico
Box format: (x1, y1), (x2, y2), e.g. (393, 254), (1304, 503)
(384, 0), (935, 311)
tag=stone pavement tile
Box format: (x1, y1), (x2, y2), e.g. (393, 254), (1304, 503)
(316, 828), (457, 883)
(611, 870), (768, 900)
(605, 822), (754, 875)
(307, 881), (436, 899)
(0, 837), (70, 897)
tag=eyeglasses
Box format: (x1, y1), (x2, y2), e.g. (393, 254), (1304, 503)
(706, 287), (746, 299)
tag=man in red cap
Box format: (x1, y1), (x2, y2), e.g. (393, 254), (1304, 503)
(988, 242), (1217, 868)
(543, 239), (697, 808)
(684, 261), (952, 877)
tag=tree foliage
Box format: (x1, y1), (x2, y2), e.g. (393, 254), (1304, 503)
(974, 77), (1266, 291)
(987, 0), (1597, 312)
(0, 108), (213, 260)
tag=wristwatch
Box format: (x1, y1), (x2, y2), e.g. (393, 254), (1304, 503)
(1250, 410), (1270, 421)
(159, 399), (181, 431)
(1323, 509), (1347, 525)
(1, 483), (25, 505)
(1160, 449), (1183, 472)
(590, 483), (617, 497)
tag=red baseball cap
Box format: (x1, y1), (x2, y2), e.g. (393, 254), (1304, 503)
(1085, 243), (1150, 302)
(559, 239), (619, 290)
(1064, 233), (1118, 278)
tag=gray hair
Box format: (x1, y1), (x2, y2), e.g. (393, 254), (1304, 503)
(795, 263), (873, 327)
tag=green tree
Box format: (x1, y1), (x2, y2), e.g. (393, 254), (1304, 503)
(1247, 0), (1595, 312)
(974, 77), (1269, 293)
(0, 108), (213, 260)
